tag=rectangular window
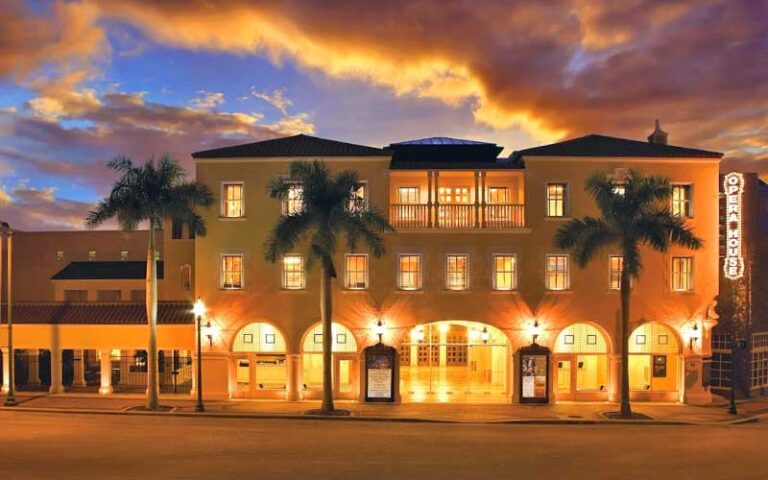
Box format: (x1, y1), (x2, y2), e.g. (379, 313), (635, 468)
(348, 183), (367, 213)
(398, 254), (422, 290)
(180, 264), (192, 291)
(130, 290), (146, 302)
(446, 254), (469, 290)
(488, 187), (508, 204)
(221, 254), (244, 289)
(609, 255), (623, 290)
(97, 290), (122, 302)
(282, 255), (305, 290)
(171, 219), (183, 239)
(671, 256), (694, 291)
(397, 187), (419, 204)
(671, 184), (692, 218)
(64, 290), (88, 302)
(493, 254), (517, 290)
(345, 254), (369, 289)
(88, 250), (96, 261)
(283, 184), (304, 216)
(546, 183), (567, 217)
(222, 182), (244, 218)
(120, 250), (129, 261)
(439, 187), (470, 204)
(56, 250), (64, 261)
(546, 255), (570, 290)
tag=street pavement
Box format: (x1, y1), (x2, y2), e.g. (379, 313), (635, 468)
(0, 410), (766, 479)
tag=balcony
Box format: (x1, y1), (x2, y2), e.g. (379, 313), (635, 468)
(389, 203), (525, 229)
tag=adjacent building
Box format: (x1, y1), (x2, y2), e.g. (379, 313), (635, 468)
(1, 126), (729, 405)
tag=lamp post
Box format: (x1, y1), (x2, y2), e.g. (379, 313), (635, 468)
(1, 221), (16, 407)
(192, 298), (206, 412)
(729, 337), (746, 415)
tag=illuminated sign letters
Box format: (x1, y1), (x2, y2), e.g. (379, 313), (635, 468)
(723, 172), (744, 280)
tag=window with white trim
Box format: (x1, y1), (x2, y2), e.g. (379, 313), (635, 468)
(282, 255), (305, 290)
(493, 254), (517, 291)
(345, 254), (368, 289)
(221, 254), (243, 289)
(282, 184), (304, 216)
(398, 254), (422, 290)
(222, 182), (244, 217)
(671, 256), (693, 292)
(546, 254), (570, 290)
(397, 187), (419, 204)
(348, 183), (367, 213)
(546, 183), (567, 217)
(609, 255), (623, 290)
(671, 184), (692, 218)
(446, 254), (469, 290)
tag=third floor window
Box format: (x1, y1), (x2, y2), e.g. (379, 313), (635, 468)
(546, 183), (567, 217)
(397, 186), (419, 204)
(671, 184), (692, 218)
(222, 182), (244, 218)
(283, 184), (304, 216)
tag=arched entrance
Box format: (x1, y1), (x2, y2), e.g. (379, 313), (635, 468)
(301, 323), (358, 400)
(629, 322), (681, 401)
(553, 323), (610, 401)
(231, 322), (288, 399)
(400, 321), (508, 403)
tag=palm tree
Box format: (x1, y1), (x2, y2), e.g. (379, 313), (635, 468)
(554, 169), (702, 418)
(264, 160), (394, 414)
(86, 155), (213, 410)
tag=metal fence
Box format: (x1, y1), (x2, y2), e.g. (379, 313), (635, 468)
(63, 349), (101, 392)
(111, 351), (193, 394)
(13, 350), (52, 391)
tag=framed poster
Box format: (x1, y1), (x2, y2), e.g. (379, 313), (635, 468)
(364, 344), (396, 402)
(519, 344), (550, 404)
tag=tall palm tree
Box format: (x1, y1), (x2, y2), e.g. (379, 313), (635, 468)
(554, 169), (702, 417)
(86, 155), (213, 409)
(265, 160), (394, 414)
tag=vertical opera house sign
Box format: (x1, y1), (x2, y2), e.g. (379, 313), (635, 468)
(723, 172), (744, 280)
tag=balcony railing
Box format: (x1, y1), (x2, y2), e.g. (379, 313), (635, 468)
(389, 204), (525, 229)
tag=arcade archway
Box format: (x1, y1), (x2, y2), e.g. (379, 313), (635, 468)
(553, 323), (610, 401)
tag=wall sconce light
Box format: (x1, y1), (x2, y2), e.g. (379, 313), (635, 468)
(374, 319), (386, 345)
(480, 326), (490, 345)
(689, 322), (700, 351)
(202, 320), (220, 348)
(413, 327), (425, 343)
(530, 320), (542, 345)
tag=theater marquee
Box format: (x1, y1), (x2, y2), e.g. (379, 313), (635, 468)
(723, 172), (745, 280)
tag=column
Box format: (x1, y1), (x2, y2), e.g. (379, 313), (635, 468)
(27, 349), (40, 384)
(286, 354), (301, 401)
(49, 348), (64, 393)
(608, 354), (621, 403)
(426, 171), (433, 228)
(1, 349), (9, 394)
(480, 171), (487, 228)
(433, 171), (440, 228)
(99, 349), (113, 395)
(474, 171), (480, 228)
(73, 350), (86, 387)
(682, 353), (711, 405)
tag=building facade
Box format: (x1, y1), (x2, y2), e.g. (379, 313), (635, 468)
(1, 128), (726, 405)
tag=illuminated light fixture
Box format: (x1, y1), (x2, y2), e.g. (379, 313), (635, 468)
(413, 327), (425, 343)
(192, 298), (206, 317)
(468, 328), (480, 342)
(689, 322), (700, 351)
(723, 172), (745, 280)
(480, 326), (490, 345)
(374, 319), (386, 345)
(530, 320), (542, 345)
(439, 323), (450, 333)
(202, 321), (220, 348)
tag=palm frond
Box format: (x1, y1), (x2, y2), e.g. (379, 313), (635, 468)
(554, 217), (616, 268)
(263, 212), (313, 262)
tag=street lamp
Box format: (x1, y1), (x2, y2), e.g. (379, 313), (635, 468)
(729, 337), (747, 415)
(192, 297), (206, 412)
(1, 221), (16, 407)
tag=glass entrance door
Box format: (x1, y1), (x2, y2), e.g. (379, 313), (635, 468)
(557, 358), (572, 395)
(334, 355), (357, 399)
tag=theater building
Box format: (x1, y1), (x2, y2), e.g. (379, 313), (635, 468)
(1, 126), (725, 405)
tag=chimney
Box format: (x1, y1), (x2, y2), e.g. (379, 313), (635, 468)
(647, 119), (668, 145)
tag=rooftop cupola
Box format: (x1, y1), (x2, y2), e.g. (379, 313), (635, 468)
(647, 119), (668, 145)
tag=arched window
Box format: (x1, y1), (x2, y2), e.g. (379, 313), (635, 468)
(233, 322), (287, 353)
(554, 323), (609, 396)
(628, 322), (680, 392)
(232, 323), (288, 393)
(301, 323), (357, 391)
(554, 323), (608, 354)
(302, 323), (357, 353)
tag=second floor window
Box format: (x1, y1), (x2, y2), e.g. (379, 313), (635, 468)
(171, 219), (183, 239)
(64, 290), (87, 302)
(398, 254), (422, 290)
(97, 290), (122, 302)
(222, 182), (244, 217)
(282, 255), (305, 290)
(180, 264), (192, 291)
(546, 183), (567, 217)
(446, 254), (469, 290)
(546, 255), (570, 290)
(609, 255), (623, 290)
(671, 184), (692, 218)
(283, 184), (304, 216)
(345, 254), (368, 289)
(221, 254), (243, 289)
(671, 256), (694, 292)
(493, 254), (517, 290)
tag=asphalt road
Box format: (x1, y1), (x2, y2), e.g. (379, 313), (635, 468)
(0, 411), (765, 480)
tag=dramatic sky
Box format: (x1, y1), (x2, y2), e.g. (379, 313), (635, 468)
(1, 0), (766, 230)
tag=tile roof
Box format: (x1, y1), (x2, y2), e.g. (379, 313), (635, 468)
(390, 137), (495, 146)
(509, 134), (723, 164)
(192, 134), (387, 158)
(0, 302), (194, 325)
(52, 261), (164, 280)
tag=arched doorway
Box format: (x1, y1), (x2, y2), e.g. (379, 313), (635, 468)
(231, 322), (288, 399)
(400, 321), (508, 403)
(301, 323), (358, 400)
(629, 322), (681, 401)
(554, 323), (610, 401)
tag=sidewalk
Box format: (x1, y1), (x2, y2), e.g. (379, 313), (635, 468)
(3, 392), (768, 425)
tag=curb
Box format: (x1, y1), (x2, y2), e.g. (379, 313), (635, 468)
(0, 405), (762, 426)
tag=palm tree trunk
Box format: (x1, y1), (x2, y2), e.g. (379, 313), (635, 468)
(145, 222), (160, 410)
(320, 261), (335, 413)
(619, 266), (632, 417)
